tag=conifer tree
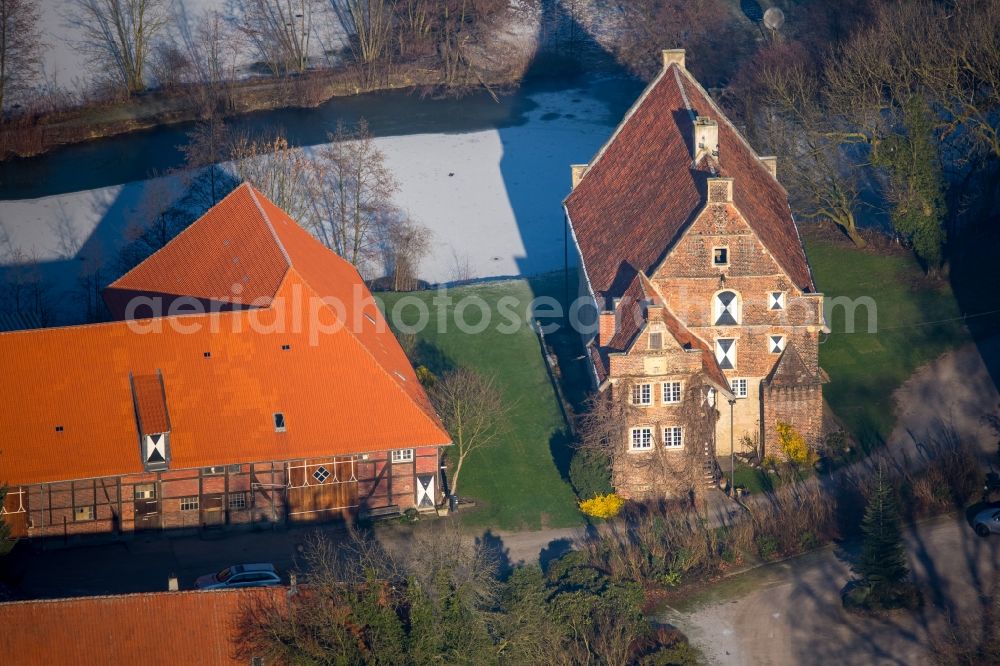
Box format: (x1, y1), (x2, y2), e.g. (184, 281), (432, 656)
(854, 469), (909, 599)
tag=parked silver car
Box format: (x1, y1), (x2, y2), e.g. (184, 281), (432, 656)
(973, 508), (1000, 537)
(195, 563), (282, 590)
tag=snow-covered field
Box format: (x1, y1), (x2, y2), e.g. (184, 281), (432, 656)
(36, 0), (347, 92)
(0, 85), (622, 323)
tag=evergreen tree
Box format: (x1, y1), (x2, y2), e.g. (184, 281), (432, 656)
(854, 469), (909, 598)
(874, 96), (948, 270)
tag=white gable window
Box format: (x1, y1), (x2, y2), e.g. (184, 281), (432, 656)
(630, 427), (653, 450)
(768, 291), (786, 310)
(631, 383), (652, 405)
(662, 381), (682, 404)
(663, 426), (684, 449)
(713, 247), (729, 266)
(391, 449), (415, 463)
(731, 378), (749, 398)
(769, 335), (787, 354)
(716, 338), (737, 370)
(713, 291), (740, 326)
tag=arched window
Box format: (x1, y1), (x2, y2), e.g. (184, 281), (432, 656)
(713, 290), (740, 326)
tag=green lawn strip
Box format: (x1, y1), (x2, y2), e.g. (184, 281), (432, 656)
(804, 237), (971, 448)
(378, 278), (583, 531)
(732, 463), (811, 495)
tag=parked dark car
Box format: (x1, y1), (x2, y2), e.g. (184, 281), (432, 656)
(195, 563), (281, 590)
(973, 508), (1000, 537)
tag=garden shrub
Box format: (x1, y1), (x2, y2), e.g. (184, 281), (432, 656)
(580, 493), (625, 519)
(569, 448), (613, 499)
(777, 422), (817, 467)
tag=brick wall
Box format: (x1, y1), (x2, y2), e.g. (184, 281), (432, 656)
(763, 384), (824, 457)
(19, 446), (444, 543)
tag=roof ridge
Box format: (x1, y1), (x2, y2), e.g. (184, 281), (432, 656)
(673, 66), (787, 194)
(0, 586), (266, 607)
(285, 268), (450, 444)
(244, 183), (293, 268)
(562, 64), (674, 201)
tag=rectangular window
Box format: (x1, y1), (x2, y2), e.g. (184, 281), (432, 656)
(74, 505), (95, 522)
(648, 331), (663, 350)
(202, 466), (225, 475)
(731, 378), (749, 399)
(391, 449), (415, 463)
(228, 492), (248, 510)
(716, 338), (736, 370)
(769, 334), (787, 354)
(663, 426), (684, 449)
(713, 247), (729, 266)
(134, 484), (156, 500)
(274, 412), (286, 432)
(769, 291), (786, 310)
(631, 383), (652, 405)
(180, 496), (199, 512)
(662, 381), (682, 404)
(630, 427), (653, 450)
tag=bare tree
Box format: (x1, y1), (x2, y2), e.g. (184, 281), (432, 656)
(429, 367), (508, 498)
(0, 0), (44, 113)
(309, 119), (396, 268)
(179, 117), (231, 206)
(238, 0), (318, 76)
(70, 0), (168, 96)
(757, 53), (868, 247)
(331, 0), (394, 88)
(378, 211), (430, 291)
(229, 129), (316, 222)
(170, 8), (241, 115)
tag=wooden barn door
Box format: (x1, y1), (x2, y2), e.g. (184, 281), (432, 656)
(287, 458), (359, 521)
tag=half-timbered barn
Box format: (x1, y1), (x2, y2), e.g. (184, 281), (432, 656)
(0, 184), (450, 540)
(565, 50), (828, 498)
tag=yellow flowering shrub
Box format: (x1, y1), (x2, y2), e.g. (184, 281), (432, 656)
(777, 422), (816, 467)
(579, 493), (625, 519)
(415, 365), (436, 387)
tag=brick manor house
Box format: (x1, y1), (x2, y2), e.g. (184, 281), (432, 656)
(565, 50), (828, 498)
(0, 184), (451, 540)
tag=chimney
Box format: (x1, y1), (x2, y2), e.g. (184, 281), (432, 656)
(707, 177), (733, 204)
(662, 49), (685, 70)
(759, 156), (777, 179)
(598, 311), (616, 346)
(167, 574), (179, 592)
(570, 164), (588, 190)
(694, 117), (719, 163)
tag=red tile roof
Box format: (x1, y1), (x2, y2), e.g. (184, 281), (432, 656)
(565, 63), (814, 298)
(0, 589), (277, 665)
(591, 273), (732, 395)
(0, 185), (450, 486)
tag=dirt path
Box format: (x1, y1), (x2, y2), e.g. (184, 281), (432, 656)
(667, 340), (1000, 665)
(665, 513), (1000, 665)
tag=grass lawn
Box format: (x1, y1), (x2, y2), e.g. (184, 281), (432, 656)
(732, 463), (811, 495)
(804, 233), (971, 449)
(378, 278), (583, 531)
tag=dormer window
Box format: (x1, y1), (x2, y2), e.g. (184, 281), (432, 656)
(769, 292), (785, 310)
(713, 247), (729, 266)
(713, 291), (740, 326)
(274, 412), (286, 432)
